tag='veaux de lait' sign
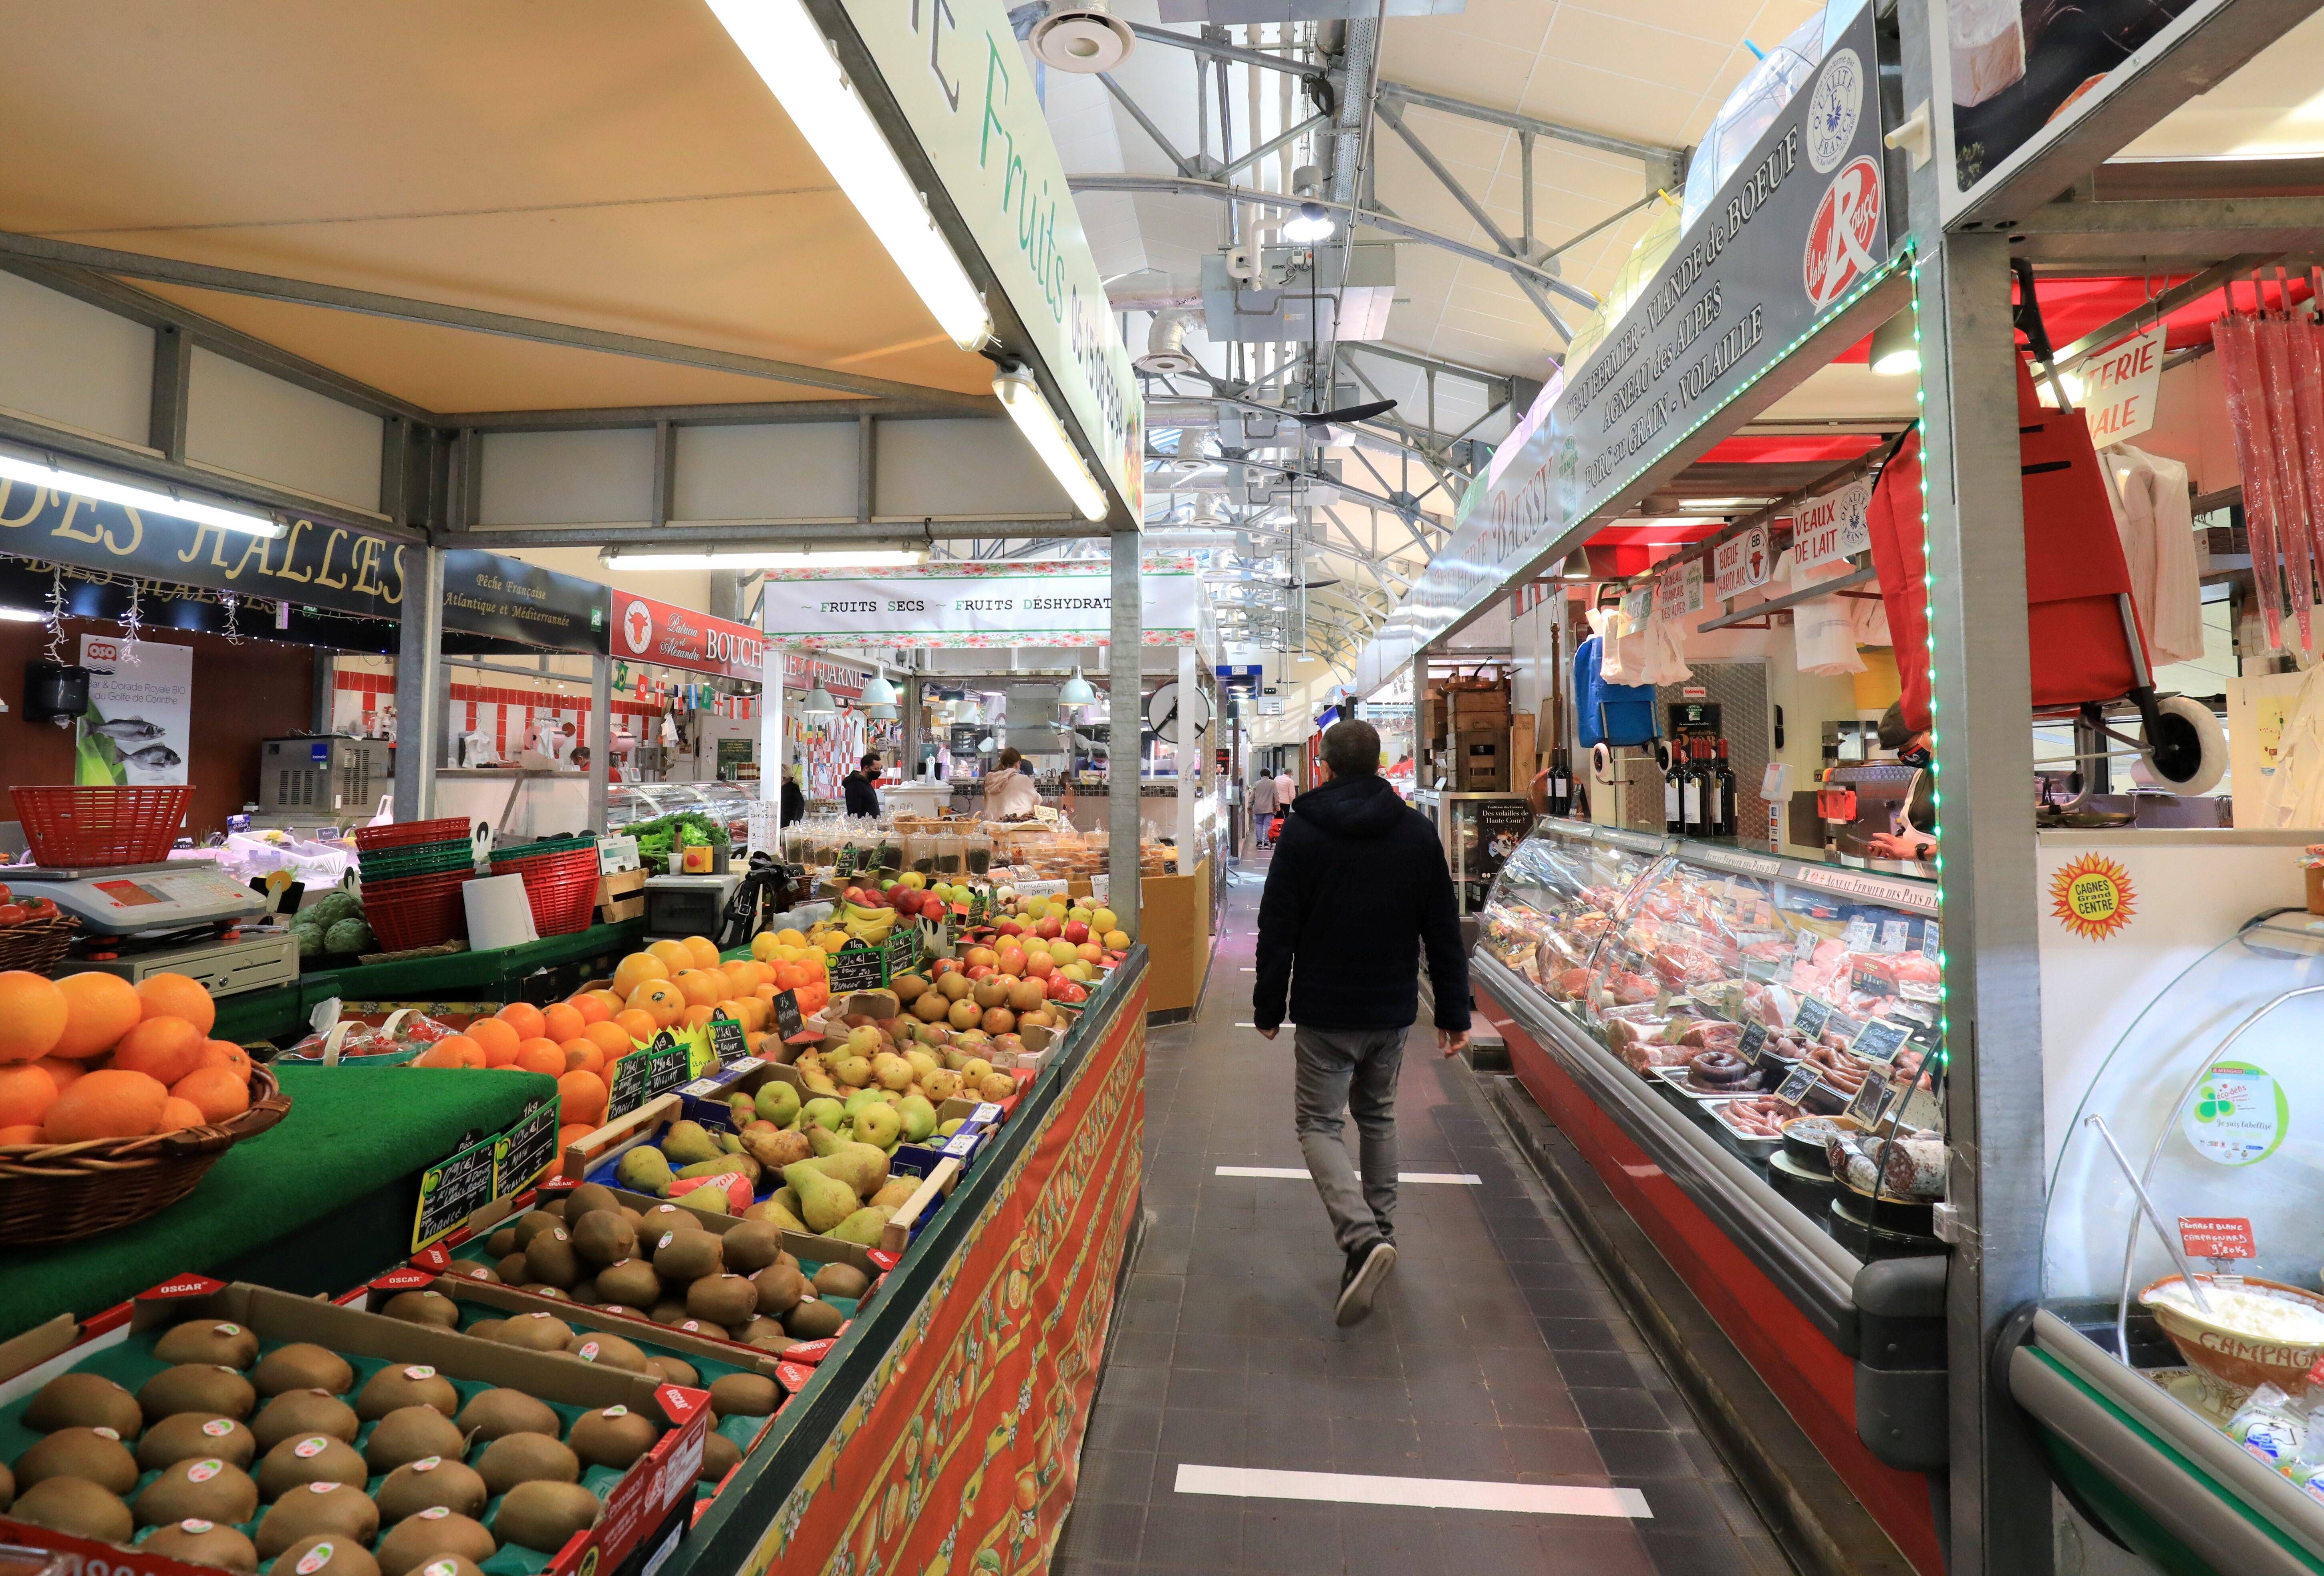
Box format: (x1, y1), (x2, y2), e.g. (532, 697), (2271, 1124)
(1793, 476), (1873, 571)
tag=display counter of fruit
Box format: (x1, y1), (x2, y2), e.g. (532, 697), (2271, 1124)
(1470, 821), (1950, 1573)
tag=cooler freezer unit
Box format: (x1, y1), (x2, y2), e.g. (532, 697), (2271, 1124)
(260, 735), (391, 814)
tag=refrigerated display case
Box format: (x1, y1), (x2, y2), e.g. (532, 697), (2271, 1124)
(1417, 790), (1537, 914)
(603, 780), (758, 849)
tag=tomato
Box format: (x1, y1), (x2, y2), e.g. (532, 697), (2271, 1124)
(0, 883), (11, 904)
(0, 905), (26, 927)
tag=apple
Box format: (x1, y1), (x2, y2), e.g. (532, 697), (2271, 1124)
(1007, 977), (1046, 1012)
(899, 871), (927, 890)
(972, 977), (1010, 1010)
(879, 877), (898, 891)
(1091, 907), (1118, 933)
(1075, 941), (1103, 963)
(996, 918), (1023, 937)
(912, 992), (949, 1022)
(947, 998), (983, 1031)
(930, 958), (960, 977)
(966, 963), (995, 981)
(1062, 921), (1090, 945)
(966, 946), (998, 969)
(1036, 917), (1064, 940)
(1025, 952), (1056, 978)
(1052, 981), (1088, 1004)
(981, 1006), (1015, 1034)
(1102, 929), (1130, 950)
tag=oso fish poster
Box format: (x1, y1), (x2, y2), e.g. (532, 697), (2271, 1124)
(75, 635), (193, 786)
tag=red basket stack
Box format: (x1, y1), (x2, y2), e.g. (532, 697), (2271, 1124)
(352, 815), (474, 854)
(12, 785), (193, 865)
(356, 818), (478, 953)
(489, 836), (600, 938)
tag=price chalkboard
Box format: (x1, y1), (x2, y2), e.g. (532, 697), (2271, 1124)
(1846, 1069), (1891, 1126)
(413, 1129), (499, 1251)
(607, 1033), (693, 1119)
(707, 1010), (749, 1066)
(1773, 1063), (1820, 1109)
(885, 924), (921, 978)
(828, 942), (886, 994)
(1736, 1020), (1768, 1060)
(773, 989), (805, 1038)
(834, 843), (859, 879)
(1792, 996), (1831, 1041)
(496, 1099), (560, 1194)
(1851, 1018), (1911, 1065)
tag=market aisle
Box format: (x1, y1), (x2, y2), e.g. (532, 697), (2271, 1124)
(1055, 854), (1791, 1576)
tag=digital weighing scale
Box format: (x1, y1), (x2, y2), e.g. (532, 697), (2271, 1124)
(6, 860), (298, 998)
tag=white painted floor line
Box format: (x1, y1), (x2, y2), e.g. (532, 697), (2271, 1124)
(1174, 1464), (1651, 1519)
(1214, 1165), (1482, 1184)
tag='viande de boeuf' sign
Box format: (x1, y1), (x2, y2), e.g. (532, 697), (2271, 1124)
(1364, 2), (1891, 667)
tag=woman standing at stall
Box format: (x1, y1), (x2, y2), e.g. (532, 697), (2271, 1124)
(984, 747), (1042, 820)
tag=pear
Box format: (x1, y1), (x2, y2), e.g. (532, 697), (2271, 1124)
(616, 1147), (673, 1198)
(871, 1177), (921, 1210)
(937, 1118), (966, 1137)
(802, 1098), (846, 1132)
(674, 1187), (730, 1217)
(741, 1127), (811, 1171)
(743, 1197), (808, 1234)
(797, 1063), (841, 1098)
(897, 1095), (937, 1143)
(829, 1205), (896, 1246)
(753, 1082), (801, 1127)
(833, 1056), (873, 1089)
(854, 1103), (902, 1153)
(808, 1126), (845, 1159)
(842, 1088), (886, 1121)
(809, 1142), (889, 1200)
(872, 1054), (913, 1092)
(662, 1121), (721, 1167)
(783, 1161), (859, 1235)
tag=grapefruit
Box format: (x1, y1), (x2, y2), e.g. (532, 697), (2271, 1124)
(682, 935), (721, 970)
(646, 939), (695, 974)
(610, 953), (669, 998)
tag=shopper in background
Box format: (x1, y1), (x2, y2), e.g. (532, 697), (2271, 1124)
(1273, 764), (1295, 814)
(1248, 768), (1279, 847)
(779, 768), (806, 827)
(842, 752), (882, 819)
(984, 746), (1042, 820)
(1866, 702), (1938, 863)
(1253, 719), (1471, 1327)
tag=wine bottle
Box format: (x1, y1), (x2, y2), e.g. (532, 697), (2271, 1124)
(1664, 743), (1686, 833)
(1680, 740), (1703, 836)
(1714, 740), (1739, 837)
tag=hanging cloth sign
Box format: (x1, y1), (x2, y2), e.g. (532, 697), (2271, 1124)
(1794, 476), (1876, 570)
(1713, 524), (1773, 599)
(2080, 321), (2168, 448)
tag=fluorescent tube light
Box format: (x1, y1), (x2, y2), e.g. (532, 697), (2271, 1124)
(0, 453), (282, 538)
(0, 607), (47, 622)
(707, 0), (993, 351)
(602, 548), (927, 570)
(992, 367), (1110, 522)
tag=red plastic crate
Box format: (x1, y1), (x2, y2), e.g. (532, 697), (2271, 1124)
(362, 868), (472, 951)
(12, 785), (192, 866)
(491, 846), (599, 937)
(352, 816), (474, 853)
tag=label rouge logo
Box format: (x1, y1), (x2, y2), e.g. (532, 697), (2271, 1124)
(622, 599), (652, 655)
(1802, 155), (1882, 311)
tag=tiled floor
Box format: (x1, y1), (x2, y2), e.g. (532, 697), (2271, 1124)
(1055, 852), (1790, 1576)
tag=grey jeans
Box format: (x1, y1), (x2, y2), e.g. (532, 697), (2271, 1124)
(1293, 1025), (1406, 1253)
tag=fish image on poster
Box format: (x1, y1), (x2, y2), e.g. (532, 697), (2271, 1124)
(76, 636), (193, 786)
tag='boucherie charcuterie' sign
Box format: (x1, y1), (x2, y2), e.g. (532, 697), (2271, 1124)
(616, 593), (767, 681)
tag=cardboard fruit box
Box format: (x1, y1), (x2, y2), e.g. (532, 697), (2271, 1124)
(0, 1276), (712, 1576)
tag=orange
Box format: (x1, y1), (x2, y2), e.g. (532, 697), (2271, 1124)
(171, 1067), (250, 1123)
(156, 1096), (209, 1132)
(557, 1069), (608, 1125)
(0, 1063), (57, 1128)
(609, 953), (665, 1000)
(0, 1123), (42, 1145)
(626, 981), (684, 1029)
(719, 964), (756, 999)
(198, 1040), (253, 1078)
(111, 1016), (206, 1086)
(135, 973), (216, 1037)
(682, 935), (722, 971)
(557, 1123), (594, 1151)
(584, 988), (626, 1017)
(52, 973), (143, 1060)
(647, 939), (695, 973)
(681, 1004), (714, 1031)
(465, 1018), (521, 1066)
(430, 1034), (485, 1069)
(36, 1056), (83, 1092)
(583, 1021), (634, 1060)
(540, 1003), (586, 1044)
(566, 993), (610, 1026)
(673, 970), (724, 1010)
(496, 1001), (547, 1042)
(44, 1068), (169, 1140)
(716, 999), (765, 1033)
(612, 1009), (658, 1045)
(0, 973), (69, 1063)
(410, 1042), (466, 1069)
(560, 1039), (604, 1074)
(513, 1039), (566, 1077)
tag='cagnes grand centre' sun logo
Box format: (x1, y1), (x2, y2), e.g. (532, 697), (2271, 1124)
(2049, 853), (2137, 941)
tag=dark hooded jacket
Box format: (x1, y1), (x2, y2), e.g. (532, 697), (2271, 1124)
(1253, 772), (1470, 1035)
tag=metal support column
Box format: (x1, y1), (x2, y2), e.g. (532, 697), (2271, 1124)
(651, 421), (677, 529)
(1108, 532), (1142, 940)
(148, 324), (191, 462)
(589, 653), (611, 831)
(391, 548), (446, 822)
(856, 414), (876, 524)
(310, 647), (335, 735)
(902, 671), (923, 780)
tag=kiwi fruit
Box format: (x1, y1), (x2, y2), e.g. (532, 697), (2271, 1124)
(14, 1476), (134, 1542)
(648, 1301), (691, 1326)
(443, 1264), (500, 1286)
(495, 1253), (529, 1284)
(564, 1331), (650, 1374)
(363, 1407), (467, 1476)
(485, 1228), (520, 1258)
(154, 1320), (261, 1370)
(719, 1221), (785, 1275)
(594, 1260), (659, 1309)
(491, 1311), (573, 1353)
(142, 1518), (260, 1572)
(813, 1263), (870, 1301)
(253, 1345), (354, 1399)
(566, 1407), (659, 1470)
(708, 1373), (780, 1418)
(256, 1482), (380, 1560)
(380, 1292), (460, 1330)
(16, 1427), (141, 1493)
(271, 1534), (381, 1576)
(403, 1558), (484, 1576)
(466, 1319), (506, 1343)
(699, 1431), (742, 1485)
(474, 1434), (580, 1498)
(257, 1434), (368, 1499)
(637, 1205), (698, 1239)
(375, 1508), (496, 1576)
(355, 1365), (458, 1422)
(253, 1391), (360, 1453)
(786, 1300), (845, 1341)
(134, 1457), (260, 1527)
(138, 1413), (256, 1473)
(0, 1458), (11, 1512)
(375, 1457), (490, 1524)
(523, 1231), (581, 1290)
(26, 1371), (143, 1437)
(686, 1274), (757, 1326)
(652, 1231), (723, 1282)
(492, 1481), (602, 1554)
(516, 1285), (571, 1302)
(646, 1355), (699, 1387)
(570, 1211), (635, 1268)
(734, 1319), (793, 1353)
(454, 1389), (560, 1444)
(566, 1182), (620, 1218)
(752, 1264), (808, 1315)
(566, 1278), (600, 1307)
(140, 1364), (258, 1426)
(510, 1210), (564, 1249)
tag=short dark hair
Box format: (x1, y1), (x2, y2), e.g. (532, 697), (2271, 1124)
(997, 747), (1022, 769)
(1877, 703), (1912, 753)
(860, 752), (881, 774)
(1321, 719), (1382, 778)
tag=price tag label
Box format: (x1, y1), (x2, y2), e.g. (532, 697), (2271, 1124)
(413, 1129), (499, 1251)
(1736, 1020), (1768, 1060)
(943, 1130), (979, 1159)
(1793, 996), (1832, 1041)
(971, 1101), (1004, 1125)
(1844, 917), (1876, 951)
(1852, 1019), (1912, 1065)
(1793, 930), (1819, 960)
(1922, 919), (1941, 953)
(834, 844), (858, 879)
(1849, 959), (1898, 997)
(773, 989), (805, 1038)
(828, 943), (886, 994)
(1846, 1069), (1891, 1126)
(707, 1011), (749, 1066)
(886, 924), (922, 979)
(2179, 1216), (2256, 1260)
(608, 1034), (693, 1119)
(1877, 919), (1911, 954)
(1773, 1063), (1820, 1109)
(494, 1098), (560, 1195)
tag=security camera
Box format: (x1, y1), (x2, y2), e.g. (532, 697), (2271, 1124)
(1029, 2), (1133, 73)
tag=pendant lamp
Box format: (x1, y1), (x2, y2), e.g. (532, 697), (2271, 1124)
(862, 671), (899, 706)
(1058, 664), (1097, 706)
(801, 684), (838, 717)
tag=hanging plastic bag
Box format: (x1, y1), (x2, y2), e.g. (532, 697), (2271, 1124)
(1637, 601), (1693, 685)
(2257, 662), (2324, 829)
(1785, 550), (1867, 676)
(2219, 314), (2292, 653)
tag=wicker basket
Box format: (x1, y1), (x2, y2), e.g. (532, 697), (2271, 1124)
(0, 1064), (290, 1245)
(0, 914), (77, 977)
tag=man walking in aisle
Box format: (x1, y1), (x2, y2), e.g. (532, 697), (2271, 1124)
(1248, 766), (1279, 848)
(1253, 719), (1470, 1326)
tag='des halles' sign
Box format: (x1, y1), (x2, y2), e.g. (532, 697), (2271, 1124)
(1360, 2), (1890, 665)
